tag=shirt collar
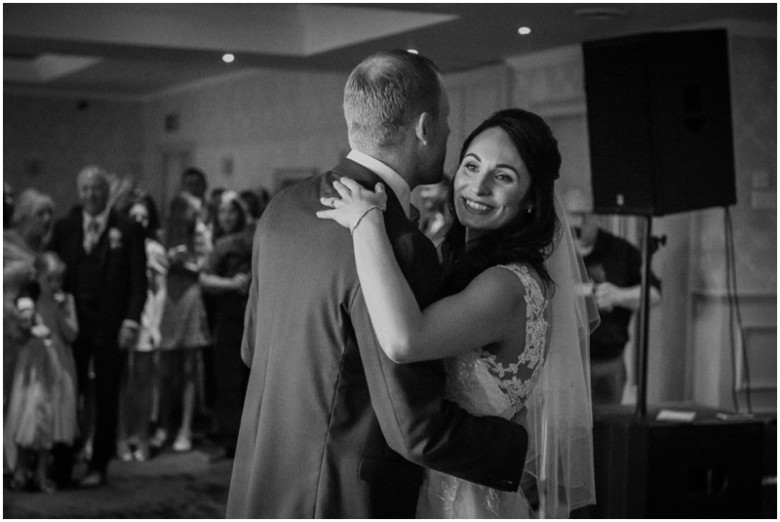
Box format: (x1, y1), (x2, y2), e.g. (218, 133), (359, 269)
(347, 150), (412, 219)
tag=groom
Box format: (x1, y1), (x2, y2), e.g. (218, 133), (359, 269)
(227, 50), (528, 518)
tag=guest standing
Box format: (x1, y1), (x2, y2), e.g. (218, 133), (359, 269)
(3, 187), (54, 482)
(3, 189), (54, 413)
(181, 167), (208, 205)
(36, 252), (79, 474)
(116, 193), (166, 461)
(5, 252), (79, 493)
(177, 169), (218, 431)
(239, 187), (269, 226)
(157, 191), (211, 453)
(48, 166), (147, 487)
(564, 190), (661, 405)
(199, 191), (252, 456)
(5, 281), (58, 493)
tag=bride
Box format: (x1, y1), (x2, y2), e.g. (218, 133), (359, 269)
(318, 108), (598, 518)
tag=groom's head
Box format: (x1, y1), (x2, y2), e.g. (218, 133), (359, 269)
(344, 50), (450, 188)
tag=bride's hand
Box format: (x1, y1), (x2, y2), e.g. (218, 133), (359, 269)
(317, 177), (387, 232)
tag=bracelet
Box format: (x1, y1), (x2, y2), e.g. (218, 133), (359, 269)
(350, 206), (383, 236)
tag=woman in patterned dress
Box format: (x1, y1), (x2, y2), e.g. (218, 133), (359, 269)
(157, 192), (212, 453)
(318, 109), (598, 518)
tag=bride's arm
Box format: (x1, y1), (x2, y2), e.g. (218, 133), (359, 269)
(317, 177), (525, 363)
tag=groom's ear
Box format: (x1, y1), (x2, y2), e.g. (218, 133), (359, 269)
(414, 112), (431, 146)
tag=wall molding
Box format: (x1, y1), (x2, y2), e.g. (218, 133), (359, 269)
(140, 68), (267, 102)
(3, 68), (265, 103)
(691, 290), (778, 303)
(3, 85), (143, 103)
(4, 65), (331, 104)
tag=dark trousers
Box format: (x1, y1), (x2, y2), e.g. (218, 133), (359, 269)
(590, 356), (627, 406)
(73, 333), (122, 473)
(211, 322), (249, 451)
(52, 332), (122, 483)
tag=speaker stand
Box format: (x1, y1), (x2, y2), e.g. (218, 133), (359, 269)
(635, 215), (665, 418)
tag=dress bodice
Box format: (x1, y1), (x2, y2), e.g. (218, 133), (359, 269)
(443, 263), (550, 420)
(418, 263), (550, 519)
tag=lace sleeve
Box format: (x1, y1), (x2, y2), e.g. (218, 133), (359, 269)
(478, 264), (550, 418)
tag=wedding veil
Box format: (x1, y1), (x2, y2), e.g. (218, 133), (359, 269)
(522, 188), (599, 518)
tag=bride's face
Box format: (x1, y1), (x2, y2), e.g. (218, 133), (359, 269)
(453, 126), (531, 240)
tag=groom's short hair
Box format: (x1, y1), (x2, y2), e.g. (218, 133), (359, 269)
(344, 49), (441, 151)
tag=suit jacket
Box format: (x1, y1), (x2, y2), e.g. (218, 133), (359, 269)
(227, 159), (528, 518)
(48, 206), (147, 347)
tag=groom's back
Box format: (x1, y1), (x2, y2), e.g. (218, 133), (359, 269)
(226, 171), (434, 518)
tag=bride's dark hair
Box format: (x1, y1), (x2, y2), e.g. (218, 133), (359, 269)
(440, 108), (561, 296)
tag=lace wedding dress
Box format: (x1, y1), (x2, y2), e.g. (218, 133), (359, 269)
(417, 263), (549, 519)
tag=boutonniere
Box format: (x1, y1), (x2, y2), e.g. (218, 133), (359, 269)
(109, 227), (123, 249)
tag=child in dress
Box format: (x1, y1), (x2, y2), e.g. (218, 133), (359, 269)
(4, 280), (56, 492)
(34, 253), (79, 478)
(4, 253), (79, 493)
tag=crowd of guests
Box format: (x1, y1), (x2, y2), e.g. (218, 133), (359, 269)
(3, 157), (657, 498)
(2, 167), (269, 492)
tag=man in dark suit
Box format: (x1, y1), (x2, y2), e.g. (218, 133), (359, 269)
(227, 50), (528, 518)
(48, 166), (147, 487)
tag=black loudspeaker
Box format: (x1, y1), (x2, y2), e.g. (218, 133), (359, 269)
(590, 406), (764, 518)
(583, 29), (737, 216)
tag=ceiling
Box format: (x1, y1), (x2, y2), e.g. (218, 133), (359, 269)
(4, 3), (776, 99)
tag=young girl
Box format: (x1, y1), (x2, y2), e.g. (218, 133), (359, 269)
(34, 253), (79, 474)
(4, 253), (78, 493)
(5, 254), (79, 493)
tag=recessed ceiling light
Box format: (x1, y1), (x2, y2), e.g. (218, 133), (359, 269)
(517, 27), (531, 36)
(222, 53), (235, 64)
